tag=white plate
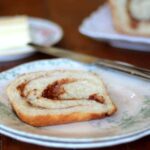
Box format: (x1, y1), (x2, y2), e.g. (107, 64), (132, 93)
(79, 4), (150, 51)
(0, 17), (63, 61)
(0, 58), (150, 148)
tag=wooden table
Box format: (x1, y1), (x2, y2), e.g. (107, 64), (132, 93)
(0, 0), (150, 150)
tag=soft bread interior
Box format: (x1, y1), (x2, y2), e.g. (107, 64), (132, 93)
(129, 0), (150, 21)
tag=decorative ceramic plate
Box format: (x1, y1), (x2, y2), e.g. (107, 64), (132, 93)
(0, 59), (150, 149)
(79, 4), (150, 52)
(0, 17), (63, 61)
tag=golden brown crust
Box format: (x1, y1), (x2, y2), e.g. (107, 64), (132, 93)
(14, 106), (110, 127)
(11, 99), (116, 127)
(109, 0), (122, 33)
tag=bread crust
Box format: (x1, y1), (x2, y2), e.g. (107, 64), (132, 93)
(13, 102), (116, 127)
(109, 0), (150, 37)
(109, 0), (123, 34)
(9, 92), (116, 127)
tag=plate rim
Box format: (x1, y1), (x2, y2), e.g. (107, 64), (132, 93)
(0, 123), (150, 143)
(0, 125), (150, 149)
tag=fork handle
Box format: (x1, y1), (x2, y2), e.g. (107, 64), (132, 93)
(96, 61), (150, 80)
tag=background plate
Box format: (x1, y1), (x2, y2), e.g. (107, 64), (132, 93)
(79, 4), (150, 51)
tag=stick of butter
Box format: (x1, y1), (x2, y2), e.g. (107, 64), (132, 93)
(0, 16), (31, 50)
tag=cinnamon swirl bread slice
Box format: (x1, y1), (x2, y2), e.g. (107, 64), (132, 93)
(109, 0), (150, 36)
(7, 70), (116, 126)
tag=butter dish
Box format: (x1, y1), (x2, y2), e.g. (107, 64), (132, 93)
(0, 16), (63, 61)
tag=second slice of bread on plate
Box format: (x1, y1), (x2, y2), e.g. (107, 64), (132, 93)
(7, 70), (116, 126)
(109, 0), (150, 36)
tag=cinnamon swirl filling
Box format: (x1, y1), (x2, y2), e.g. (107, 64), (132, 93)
(15, 70), (108, 110)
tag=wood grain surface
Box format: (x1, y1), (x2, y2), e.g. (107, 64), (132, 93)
(0, 0), (150, 150)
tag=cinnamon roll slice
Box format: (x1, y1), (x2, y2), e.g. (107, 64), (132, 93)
(109, 0), (150, 36)
(7, 70), (116, 126)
